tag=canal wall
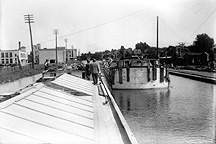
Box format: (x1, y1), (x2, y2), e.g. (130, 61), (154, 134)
(0, 65), (44, 84)
(169, 69), (216, 84)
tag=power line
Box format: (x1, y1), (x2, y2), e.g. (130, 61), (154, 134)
(160, 19), (186, 44)
(73, 17), (156, 50)
(188, 7), (216, 40)
(39, 8), (150, 44)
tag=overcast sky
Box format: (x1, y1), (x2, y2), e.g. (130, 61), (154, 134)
(1, 0), (216, 53)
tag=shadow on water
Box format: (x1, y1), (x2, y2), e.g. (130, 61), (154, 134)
(112, 75), (216, 144)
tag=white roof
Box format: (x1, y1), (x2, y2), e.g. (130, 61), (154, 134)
(0, 73), (136, 144)
(0, 74), (95, 144)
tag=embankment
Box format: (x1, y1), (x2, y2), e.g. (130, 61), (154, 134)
(0, 65), (44, 84)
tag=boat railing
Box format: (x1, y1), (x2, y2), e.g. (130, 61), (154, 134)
(99, 74), (139, 144)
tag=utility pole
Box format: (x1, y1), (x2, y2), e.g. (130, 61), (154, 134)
(156, 16), (159, 59)
(65, 38), (67, 64)
(71, 45), (73, 60)
(54, 29), (59, 64)
(24, 14), (34, 69)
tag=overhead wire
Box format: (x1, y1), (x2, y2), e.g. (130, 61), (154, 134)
(188, 6), (216, 40)
(76, 17), (156, 50)
(39, 8), (151, 45)
(159, 19), (185, 46)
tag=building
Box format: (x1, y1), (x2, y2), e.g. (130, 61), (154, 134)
(19, 47), (28, 66)
(0, 46), (28, 66)
(66, 48), (77, 61)
(0, 50), (18, 65)
(37, 46), (78, 65)
(33, 44), (41, 64)
(38, 47), (66, 65)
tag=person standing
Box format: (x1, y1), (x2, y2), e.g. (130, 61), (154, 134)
(44, 59), (49, 70)
(85, 59), (91, 80)
(90, 58), (100, 85)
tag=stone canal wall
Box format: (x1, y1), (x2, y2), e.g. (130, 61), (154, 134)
(169, 69), (216, 84)
(0, 65), (44, 84)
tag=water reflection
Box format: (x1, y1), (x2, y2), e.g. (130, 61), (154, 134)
(112, 75), (215, 144)
(113, 89), (170, 115)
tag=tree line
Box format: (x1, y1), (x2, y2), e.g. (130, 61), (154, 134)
(80, 33), (215, 63)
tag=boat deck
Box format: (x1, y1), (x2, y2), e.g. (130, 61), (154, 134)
(0, 73), (137, 144)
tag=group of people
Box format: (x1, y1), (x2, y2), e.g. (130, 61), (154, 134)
(85, 58), (101, 85)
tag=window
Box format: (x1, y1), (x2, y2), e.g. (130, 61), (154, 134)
(10, 52), (12, 57)
(21, 53), (26, 58)
(10, 59), (13, 63)
(1, 59), (4, 64)
(5, 53), (8, 58)
(50, 59), (55, 63)
(1, 53), (4, 58)
(6, 59), (9, 64)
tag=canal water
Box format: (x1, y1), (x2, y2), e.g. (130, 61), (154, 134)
(112, 75), (216, 144)
(0, 74), (41, 94)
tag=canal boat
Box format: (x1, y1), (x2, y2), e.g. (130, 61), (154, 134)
(103, 57), (170, 89)
(0, 73), (138, 144)
(102, 16), (170, 89)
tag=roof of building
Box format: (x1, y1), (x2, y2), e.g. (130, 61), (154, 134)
(39, 47), (65, 51)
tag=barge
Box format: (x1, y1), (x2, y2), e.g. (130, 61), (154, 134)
(0, 73), (138, 144)
(102, 57), (170, 89)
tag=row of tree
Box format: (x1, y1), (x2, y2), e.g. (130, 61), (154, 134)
(79, 33), (215, 62)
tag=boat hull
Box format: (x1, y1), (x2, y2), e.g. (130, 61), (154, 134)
(110, 67), (170, 90)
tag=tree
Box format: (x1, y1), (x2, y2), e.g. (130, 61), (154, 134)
(119, 46), (125, 58)
(135, 42), (150, 53)
(193, 33), (214, 53)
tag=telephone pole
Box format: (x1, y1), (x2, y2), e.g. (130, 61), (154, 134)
(24, 14), (34, 69)
(65, 38), (67, 64)
(54, 29), (59, 64)
(71, 45), (73, 60)
(156, 16), (159, 59)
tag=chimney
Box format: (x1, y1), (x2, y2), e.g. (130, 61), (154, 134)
(19, 41), (21, 49)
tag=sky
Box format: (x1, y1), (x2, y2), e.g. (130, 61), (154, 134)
(0, 0), (216, 54)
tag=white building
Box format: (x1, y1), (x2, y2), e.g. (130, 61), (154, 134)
(33, 44), (41, 64)
(39, 47), (66, 65)
(66, 48), (77, 60)
(39, 47), (77, 65)
(19, 47), (28, 66)
(0, 46), (28, 66)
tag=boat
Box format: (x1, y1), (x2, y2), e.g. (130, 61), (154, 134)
(0, 73), (138, 144)
(102, 16), (170, 89)
(102, 57), (170, 89)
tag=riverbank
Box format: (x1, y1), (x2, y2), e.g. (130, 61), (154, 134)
(0, 65), (44, 84)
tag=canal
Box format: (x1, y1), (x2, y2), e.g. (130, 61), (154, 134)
(0, 74), (41, 94)
(0, 71), (215, 143)
(112, 75), (215, 144)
